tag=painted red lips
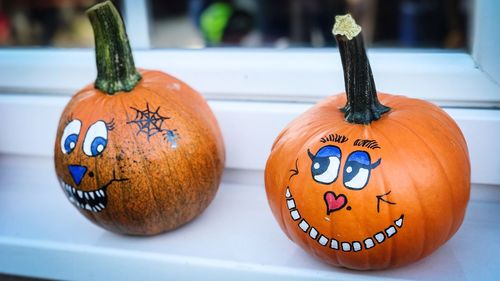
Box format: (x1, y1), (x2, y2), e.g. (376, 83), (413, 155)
(324, 191), (348, 214)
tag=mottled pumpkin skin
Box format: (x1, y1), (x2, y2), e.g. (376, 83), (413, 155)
(265, 93), (470, 270)
(54, 69), (225, 235)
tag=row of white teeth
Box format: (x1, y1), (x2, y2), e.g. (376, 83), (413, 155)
(63, 182), (105, 200)
(62, 181), (105, 200)
(285, 187), (404, 252)
(61, 181), (106, 213)
(68, 197), (106, 212)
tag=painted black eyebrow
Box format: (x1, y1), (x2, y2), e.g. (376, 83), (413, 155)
(320, 133), (348, 144)
(353, 139), (381, 149)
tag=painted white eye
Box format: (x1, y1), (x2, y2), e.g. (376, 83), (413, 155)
(343, 151), (381, 190)
(83, 121), (108, 157)
(344, 167), (369, 189)
(309, 145), (342, 185)
(313, 157), (341, 184)
(60, 120), (81, 154)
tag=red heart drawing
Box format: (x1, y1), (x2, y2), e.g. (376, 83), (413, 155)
(324, 191), (348, 214)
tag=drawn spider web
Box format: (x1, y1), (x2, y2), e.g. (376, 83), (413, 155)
(127, 103), (170, 142)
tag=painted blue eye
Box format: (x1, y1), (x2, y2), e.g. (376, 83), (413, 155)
(64, 134), (78, 153)
(309, 145), (342, 185)
(90, 137), (107, 156)
(60, 120), (81, 154)
(343, 151), (381, 190)
(83, 121), (108, 157)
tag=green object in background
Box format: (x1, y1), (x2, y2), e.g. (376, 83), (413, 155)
(200, 3), (233, 44)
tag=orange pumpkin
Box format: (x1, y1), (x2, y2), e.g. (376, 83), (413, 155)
(264, 14), (470, 270)
(54, 1), (224, 235)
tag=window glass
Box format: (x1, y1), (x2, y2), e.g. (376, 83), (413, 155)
(150, 0), (470, 49)
(0, 0), (122, 47)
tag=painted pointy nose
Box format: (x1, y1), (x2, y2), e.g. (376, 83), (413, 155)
(68, 165), (87, 186)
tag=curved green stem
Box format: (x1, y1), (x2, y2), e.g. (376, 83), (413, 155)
(333, 14), (390, 124)
(87, 1), (141, 94)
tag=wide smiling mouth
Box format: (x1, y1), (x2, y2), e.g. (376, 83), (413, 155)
(285, 187), (404, 252)
(61, 180), (109, 212)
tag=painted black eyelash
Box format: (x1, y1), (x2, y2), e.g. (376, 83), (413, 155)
(106, 119), (116, 131)
(64, 114), (74, 126)
(354, 139), (381, 149)
(320, 133), (349, 144)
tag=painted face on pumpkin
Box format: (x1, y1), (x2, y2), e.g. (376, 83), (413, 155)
(58, 118), (128, 212)
(285, 133), (404, 252)
(57, 103), (179, 214)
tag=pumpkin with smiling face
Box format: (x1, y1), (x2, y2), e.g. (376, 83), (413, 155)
(265, 15), (470, 270)
(54, 1), (224, 235)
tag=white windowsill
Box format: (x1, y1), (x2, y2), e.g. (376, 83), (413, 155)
(0, 156), (499, 281)
(0, 49), (498, 108)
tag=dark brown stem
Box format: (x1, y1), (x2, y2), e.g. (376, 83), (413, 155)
(333, 14), (390, 124)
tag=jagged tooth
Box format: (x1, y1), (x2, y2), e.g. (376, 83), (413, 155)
(95, 205), (101, 211)
(85, 204), (92, 211)
(85, 192), (89, 200)
(99, 190), (105, 197)
(98, 203), (105, 209)
(77, 190), (83, 198)
(395, 215), (404, 228)
(90, 192), (95, 199)
(72, 187), (76, 194)
(92, 207), (97, 212)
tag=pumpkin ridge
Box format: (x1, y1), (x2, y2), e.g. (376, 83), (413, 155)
(388, 117), (459, 241)
(400, 107), (470, 234)
(407, 103), (469, 160)
(372, 147), (398, 268)
(118, 94), (164, 233)
(140, 82), (221, 228)
(383, 97), (469, 160)
(140, 82), (220, 146)
(390, 106), (470, 237)
(371, 124), (428, 263)
(104, 136), (130, 233)
(296, 123), (357, 266)
(84, 100), (127, 233)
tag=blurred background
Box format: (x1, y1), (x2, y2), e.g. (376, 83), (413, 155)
(0, 0), (469, 49)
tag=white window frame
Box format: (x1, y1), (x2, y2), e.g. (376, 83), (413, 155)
(0, 0), (499, 185)
(0, 2), (500, 279)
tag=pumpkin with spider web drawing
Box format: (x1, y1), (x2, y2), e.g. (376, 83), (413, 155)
(54, 1), (224, 235)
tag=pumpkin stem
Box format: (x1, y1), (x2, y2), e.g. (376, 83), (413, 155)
(87, 1), (141, 94)
(333, 14), (390, 124)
